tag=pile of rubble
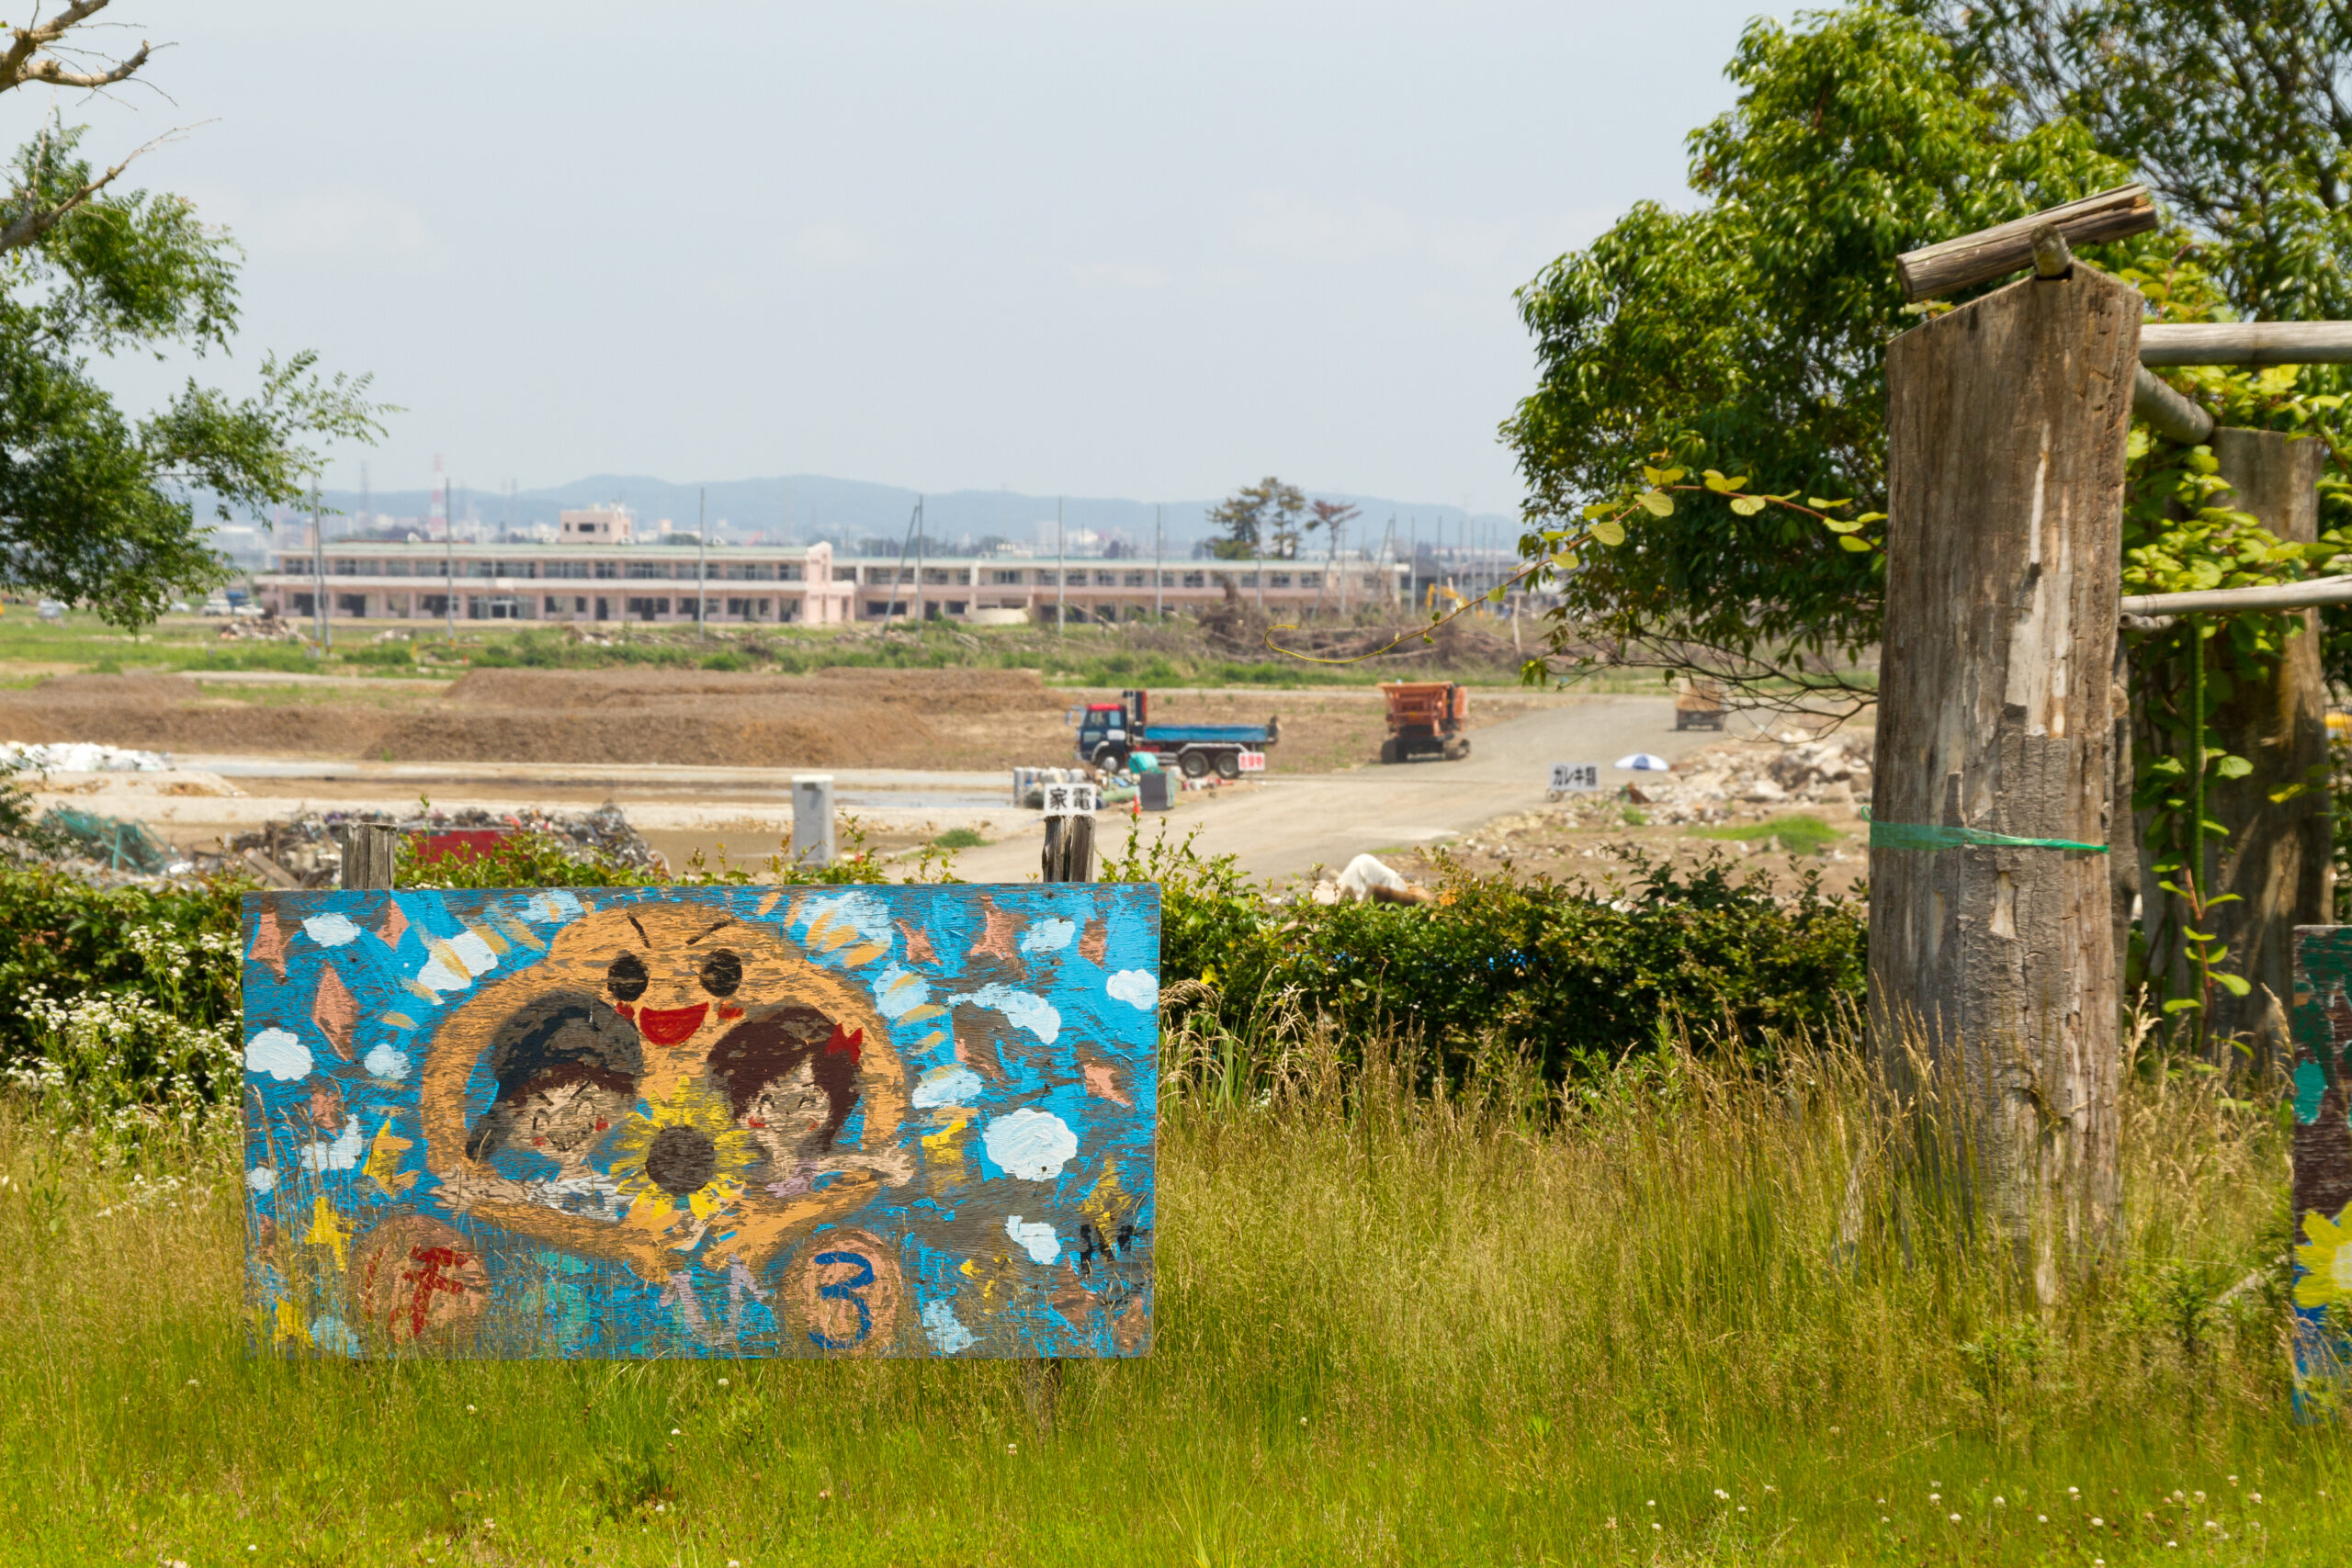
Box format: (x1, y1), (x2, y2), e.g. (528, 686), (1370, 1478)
(0, 741), (174, 773)
(1540, 733), (1872, 829)
(221, 803), (664, 889)
(215, 610), (300, 642)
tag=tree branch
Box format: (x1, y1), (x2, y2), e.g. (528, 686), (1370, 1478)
(19, 38), (149, 90)
(0, 3), (140, 93)
(0, 125), (187, 257)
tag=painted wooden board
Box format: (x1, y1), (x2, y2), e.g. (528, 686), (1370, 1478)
(2289, 926), (2352, 1405)
(241, 884), (1159, 1359)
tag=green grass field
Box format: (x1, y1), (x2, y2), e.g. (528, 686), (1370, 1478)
(1, 1037), (2343, 1565)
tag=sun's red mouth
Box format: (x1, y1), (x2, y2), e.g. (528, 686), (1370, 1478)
(634, 1002), (709, 1046)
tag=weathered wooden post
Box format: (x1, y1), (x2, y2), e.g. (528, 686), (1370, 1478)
(1873, 240), (2139, 1296)
(2203, 431), (2332, 1065)
(334, 822), (399, 891)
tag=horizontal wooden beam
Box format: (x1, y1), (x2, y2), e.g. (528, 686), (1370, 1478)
(2118, 575), (2352, 617)
(2140, 321), (2352, 365)
(1895, 185), (2156, 302)
(2132, 366), (2215, 445)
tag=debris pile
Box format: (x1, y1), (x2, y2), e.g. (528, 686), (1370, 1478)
(0, 741), (173, 773)
(36, 807), (189, 881)
(215, 609), (300, 642)
(222, 803), (663, 889)
(1535, 734), (1872, 829)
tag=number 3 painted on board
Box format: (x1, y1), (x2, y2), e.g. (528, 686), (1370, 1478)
(808, 1250), (874, 1349)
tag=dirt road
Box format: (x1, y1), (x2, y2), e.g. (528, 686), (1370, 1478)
(28, 691), (1748, 886)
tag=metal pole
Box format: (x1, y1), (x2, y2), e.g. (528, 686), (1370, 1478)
(444, 484), (456, 642)
(914, 496), (926, 624)
(1056, 497), (1065, 635)
(697, 486), (708, 632)
(311, 479), (328, 652)
(1154, 503), (1163, 618)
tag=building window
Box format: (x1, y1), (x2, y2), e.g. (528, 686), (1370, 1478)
(542, 595), (566, 614)
(1239, 573), (1259, 588)
(334, 594), (368, 617)
(864, 601), (893, 617)
(778, 564), (803, 581)
(625, 561), (668, 580)
(1296, 573), (1320, 588)
(594, 560), (619, 580)
(626, 596), (669, 620)
(330, 558), (358, 576)
(290, 592), (316, 616)
(466, 560), (496, 578)
(834, 565), (857, 581)
(1094, 571), (1116, 586)
(381, 560), (413, 578)
(496, 561), (538, 580)
(1270, 573), (1291, 589)
(418, 594), (450, 616)
(778, 599), (801, 622)
(1124, 571), (1146, 587)
(725, 597), (762, 619)
(1182, 572), (1205, 588)
(991, 570), (1024, 585)
(545, 560), (589, 580)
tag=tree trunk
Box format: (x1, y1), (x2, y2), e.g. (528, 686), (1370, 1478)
(2205, 428), (2332, 1068)
(1871, 264), (2138, 1301)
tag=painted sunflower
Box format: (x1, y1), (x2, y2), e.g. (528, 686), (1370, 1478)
(608, 1083), (758, 1235)
(2295, 1205), (2352, 1310)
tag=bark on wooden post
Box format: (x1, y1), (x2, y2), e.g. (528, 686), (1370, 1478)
(1872, 264), (2139, 1299)
(335, 822), (399, 891)
(2205, 429), (2332, 1066)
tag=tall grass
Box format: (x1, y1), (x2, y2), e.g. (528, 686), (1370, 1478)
(0, 1021), (2339, 1564)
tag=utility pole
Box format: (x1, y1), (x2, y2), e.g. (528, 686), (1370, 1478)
(1154, 503), (1163, 618)
(444, 471), (457, 642)
(311, 478), (329, 653)
(1056, 496), (1065, 635)
(914, 496), (926, 625)
(696, 486), (709, 633)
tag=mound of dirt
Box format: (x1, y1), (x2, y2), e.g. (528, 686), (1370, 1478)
(0, 667), (1078, 770)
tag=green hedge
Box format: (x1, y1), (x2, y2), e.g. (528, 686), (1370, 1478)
(1108, 829), (1866, 1079)
(0, 833), (1867, 1094)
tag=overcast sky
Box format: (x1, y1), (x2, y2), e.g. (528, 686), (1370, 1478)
(28, 1), (1787, 513)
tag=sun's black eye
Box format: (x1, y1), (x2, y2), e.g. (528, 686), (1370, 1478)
(698, 949), (743, 998)
(606, 951), (650, 1002)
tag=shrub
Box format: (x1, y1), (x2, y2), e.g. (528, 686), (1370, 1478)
(1105, 825), (1865, 1086)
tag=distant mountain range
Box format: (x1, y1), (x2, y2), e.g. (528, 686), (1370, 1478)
(223, 473), (1518, 558)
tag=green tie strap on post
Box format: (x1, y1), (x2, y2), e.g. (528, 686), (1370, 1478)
(1867, 820), (2109, 854)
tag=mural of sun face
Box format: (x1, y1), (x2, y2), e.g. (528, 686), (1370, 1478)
(243, 884), (1159, 1360)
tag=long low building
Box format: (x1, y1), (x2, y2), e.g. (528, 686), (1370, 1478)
(253, 538), (1412, 626)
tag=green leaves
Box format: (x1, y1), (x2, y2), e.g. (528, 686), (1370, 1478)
(1589, 516), (1627, 547)
(1636, 491), (1675, 518)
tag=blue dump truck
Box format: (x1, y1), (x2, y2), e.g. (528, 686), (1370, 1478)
(1071, 688), (1278, 779)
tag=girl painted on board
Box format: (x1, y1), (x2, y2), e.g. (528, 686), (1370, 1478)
(707, 1006), (913, 1194)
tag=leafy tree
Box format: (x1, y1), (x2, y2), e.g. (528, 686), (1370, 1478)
(0, 5), (388, 626)
(1501, 4), (2134, 694)
(1927, 0), (2352, 321)
(1206, 476), (1306, 560)
(1308, 497), (1361, 549)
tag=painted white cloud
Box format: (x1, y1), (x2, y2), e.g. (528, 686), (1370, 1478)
(1004, 1214), (1060, 1265)
(244, 1028), (311, 1082)
(245, 1165), (277, 1194)
(1106, 970), (1158, 1011)
(984, 1108), (1079, 1182)
(447, 931), (499, 976)
(921, 1298), (977, 1354)
(363, 1043), (411, 1080)
(418, 956), (469, 994)
(298, 1115), (367, 1174)
(523, 890), (583, 923)
(1020, 918), (1075, 954)
(301, 913), (363, 948)
(912, 1064), (984, 1109)
(874, 964), (930, 1021)
(804, 889), (894, 947)
(956, 984), (1060, 1044)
